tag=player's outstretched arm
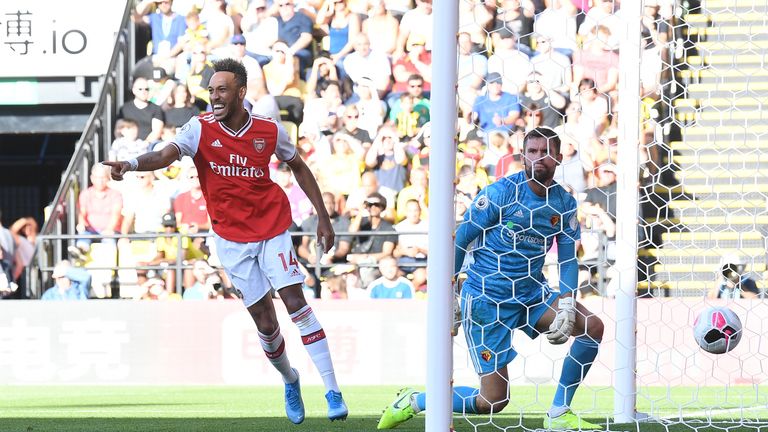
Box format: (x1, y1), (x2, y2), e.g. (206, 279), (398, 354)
(287, 154), (335, 254)
(102, 145), (180, 181)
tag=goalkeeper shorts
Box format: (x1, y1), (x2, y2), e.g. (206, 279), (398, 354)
(461, 290), (559, 374)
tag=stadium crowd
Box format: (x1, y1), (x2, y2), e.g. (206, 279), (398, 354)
(13, 0), (681, 300)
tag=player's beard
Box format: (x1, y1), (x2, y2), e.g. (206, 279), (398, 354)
(525, 163), (554, 185)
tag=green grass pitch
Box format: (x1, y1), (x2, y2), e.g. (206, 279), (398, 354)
(0, 385), (765, 431)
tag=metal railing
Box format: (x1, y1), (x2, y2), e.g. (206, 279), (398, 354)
(28, 1), (135, 298)
(32, 228), (614, 299)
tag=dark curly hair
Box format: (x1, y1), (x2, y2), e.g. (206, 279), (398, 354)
(524, 127), (561, 154)
(212, 58), (248, 89)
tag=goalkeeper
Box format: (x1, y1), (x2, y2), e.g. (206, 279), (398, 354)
(378, 128), (604, 430)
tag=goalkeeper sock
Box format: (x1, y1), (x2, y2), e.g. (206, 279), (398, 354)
(290, 305), (340, 392)
(453, 386), (480, 414)
(551, 336), (600, 414)
(411, 387), (479, 414)
(258, 328), (298, 384)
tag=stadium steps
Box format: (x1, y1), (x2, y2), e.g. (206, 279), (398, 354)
(647, 5), (768, 296)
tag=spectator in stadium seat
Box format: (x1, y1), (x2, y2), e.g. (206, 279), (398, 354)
(315, 0), (362, 69)
(121, 171), (172, 236)
(229, 35), (267, 98)
(393, 199), (428, 291)
(575, 78), (610, 138)
(263, 40), (306, 119)
(182, 44), (216, 109)
(71, 164), (123, 259)
(173, 166), (210, 234)
(364, 127), (409, 198)
(519, 72), (567, 129)
(472, 72), (522, 135)
(109, 119), (150, 162)
(390, 38), (432, 102)
(302, 80), (344, 134)
(135, 0), (187, 72)
(274, 162), (313, 227)
(0, 246), (17, 299)
(388, 73), (430, 124)
(137, 212), (205, 291)
(578, 0), (622, 50)
(347, 192), (397, 287)
(572, 26), (619, 100)
(240, 0), (279, 61)
(9, 216), (37, 286)
(275, 0), (315, 74)
(183, 259), (220, 299)
(457, 32), (488, 121)
(459, 0), (496, 47)
(41, 260), (91, 301)
(531, 35), (572, 95)
(367, 255), (414, 299)
(394, 0), (433, 58)
(363, 0), (399, 56)
(408, 122), (431, 171)
(349, 77), (386, 138)
(162, 84), (200, 128)
(583, 162), (617, 220)
(305, 52), (342, 99)
(344, 170), (396, 221)
(392, 94), (429, 139)
(533, 0), (579, 59)
(0, 211), (15, 280)
(492, 0), (535, 48)
(480, 131), (508, 179)
(172, 9), (210, 79)
(488, 29), (533, 96)
(298, 191), (353, 270)
(395, 166), (429, 222)
(553, 140), (588, 195)
(342, 33), (392, 98)
(119, 77), (166, 143)
(200, 0), (235, 59)
(339, 104), (372, 149)
(316, 133), (365, 199)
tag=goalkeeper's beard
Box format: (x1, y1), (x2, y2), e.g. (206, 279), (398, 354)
(525, 165), (555, 185)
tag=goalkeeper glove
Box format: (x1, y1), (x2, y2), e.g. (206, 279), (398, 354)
(547, 296), (576, 345)
(451, 281), (462, 337)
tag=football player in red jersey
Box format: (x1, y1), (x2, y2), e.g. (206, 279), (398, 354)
(104, 58), (348, 424)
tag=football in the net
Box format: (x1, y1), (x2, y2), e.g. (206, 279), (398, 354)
(693, 306), (742, 354)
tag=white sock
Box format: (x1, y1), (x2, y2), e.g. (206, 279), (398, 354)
(290, 305), (340, 393)
(258, 328), (298, 384)
(548, 405), (569, 418)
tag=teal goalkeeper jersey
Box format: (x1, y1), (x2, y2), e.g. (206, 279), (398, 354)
(456, 171), (580, 305)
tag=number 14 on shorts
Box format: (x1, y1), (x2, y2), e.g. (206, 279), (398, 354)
(278, 251), (299, 271)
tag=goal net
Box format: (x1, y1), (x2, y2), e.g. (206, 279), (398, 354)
(444, 0), (768, 430)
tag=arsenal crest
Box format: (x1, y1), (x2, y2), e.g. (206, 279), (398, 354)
(253, 138), (266, 153)
(481, 350), (493, 362)
(550, 215), (560, 227)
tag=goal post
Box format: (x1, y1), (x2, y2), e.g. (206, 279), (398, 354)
(614, 0), (642, 423)
(425, 1), (459, 431)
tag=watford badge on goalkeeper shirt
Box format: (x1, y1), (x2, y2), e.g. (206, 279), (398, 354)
(550, 215), (560, 227)
(481, 349), (493, 362)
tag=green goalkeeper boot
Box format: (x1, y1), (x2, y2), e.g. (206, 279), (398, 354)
(544, 410), (601, 430)
(377, 388), (418, 429)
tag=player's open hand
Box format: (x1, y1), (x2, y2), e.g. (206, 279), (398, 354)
(547, 296), (576, 344)
(101, 161), (130, 181)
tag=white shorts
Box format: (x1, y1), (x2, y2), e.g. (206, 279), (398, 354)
(213, 231), (305, 306)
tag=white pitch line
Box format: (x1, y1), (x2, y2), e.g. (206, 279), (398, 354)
(659, 404), (768, 421)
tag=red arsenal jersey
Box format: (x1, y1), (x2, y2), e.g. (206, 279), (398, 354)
(172, 113), (297, 242)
